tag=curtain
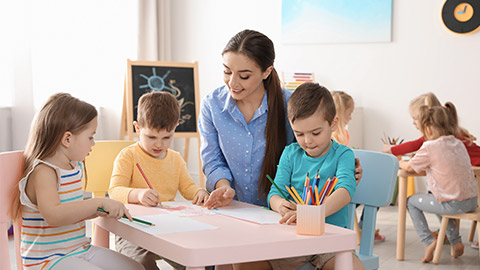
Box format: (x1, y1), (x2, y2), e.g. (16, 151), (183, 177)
(137, 0), (171, 61)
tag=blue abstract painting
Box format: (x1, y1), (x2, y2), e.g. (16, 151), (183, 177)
(282, 0), (392, 44)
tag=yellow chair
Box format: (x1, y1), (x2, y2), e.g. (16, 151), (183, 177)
(83, 140), (135, 242)
(83, 140), (136, 198)
(432, 167), (480, 264)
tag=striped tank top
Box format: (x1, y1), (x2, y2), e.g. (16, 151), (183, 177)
(19, 160), (91, 269)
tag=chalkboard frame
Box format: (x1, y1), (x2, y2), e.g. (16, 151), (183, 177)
(125, 60), (200, 139)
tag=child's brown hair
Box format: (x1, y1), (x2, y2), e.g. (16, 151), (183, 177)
(12, 93), (97, 219)
(288, 82), (336, 125)
(417, 105), (455, 140)
(137, 91), (179, 132)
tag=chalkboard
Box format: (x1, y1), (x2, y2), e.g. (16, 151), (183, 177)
(125, 60), (200, 138)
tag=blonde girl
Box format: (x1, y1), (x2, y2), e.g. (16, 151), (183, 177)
(399, 103), (478, 263)
(331, 91), (354, 146)
(13, 93), (144, 270)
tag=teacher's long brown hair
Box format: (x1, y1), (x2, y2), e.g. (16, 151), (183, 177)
(223, 29), (287, 197)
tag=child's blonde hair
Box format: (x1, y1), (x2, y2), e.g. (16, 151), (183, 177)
(410, 92), (476, 143)
(331, 91), (354, 146)
(417, 104), (455, 139)
(12, 93), (97, 219)
(408, 92), (441, 119)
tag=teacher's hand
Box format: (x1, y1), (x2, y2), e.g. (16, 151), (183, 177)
(204, 186), (236, 209)
(354, 158), (363, 185)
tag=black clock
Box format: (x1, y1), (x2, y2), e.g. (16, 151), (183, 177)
(442, 0), (480, 34)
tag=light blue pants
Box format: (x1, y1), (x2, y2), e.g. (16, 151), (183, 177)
(407, 194), (477, 246)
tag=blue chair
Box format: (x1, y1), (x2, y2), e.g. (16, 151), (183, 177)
(347, 150), (399, 270)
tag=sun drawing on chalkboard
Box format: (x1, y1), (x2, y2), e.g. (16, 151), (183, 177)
(139, 67), (194, 125)
(139, 68), (177, 94)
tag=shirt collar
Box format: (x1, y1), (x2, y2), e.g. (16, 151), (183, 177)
(221, 91), (269, 117)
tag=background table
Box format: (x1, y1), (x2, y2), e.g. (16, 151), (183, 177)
(92, 201), (356, 270)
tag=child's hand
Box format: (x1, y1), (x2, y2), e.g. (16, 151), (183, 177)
(382, 144), (393, 153)
(279, 210), (297, 225)
(277, 199), (296, 216)
(100, 198), (132, 221)
(204, 186), (236, 209)
(192, 189), (210, 205)
(137, 189), (161, 207)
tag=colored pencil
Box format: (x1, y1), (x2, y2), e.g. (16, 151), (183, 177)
(315, 185), (320, 206)
(290, 186), (305, 205)
(319, 178), (334, 205)
(285, 185), (301, 204)
(136, 163), (153, 189)
(325, 177), (339, 198)
(266, 174), (291, 203)
(302, 172), (310, 201)
(97, 208), (155, 226)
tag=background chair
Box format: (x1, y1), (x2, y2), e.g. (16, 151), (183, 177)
(83, 140), (135, 241)
(347, 150), (399, 270)
(0, 151), (24, 270)
(83, 140), (136, 198)
(432, 166), (480, 264)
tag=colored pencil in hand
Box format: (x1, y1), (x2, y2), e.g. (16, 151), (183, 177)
(136, 163), (153, 189)
(266, 174), (292, 203)
(97, 208), (155, 226)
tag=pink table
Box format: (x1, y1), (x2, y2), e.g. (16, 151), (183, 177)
(92, 201), (356, 270)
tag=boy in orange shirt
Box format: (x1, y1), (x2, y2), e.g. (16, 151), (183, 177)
(109, 91), (209, 269)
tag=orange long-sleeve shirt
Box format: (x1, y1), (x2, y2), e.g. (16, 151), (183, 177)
(108, 143), (202, 204)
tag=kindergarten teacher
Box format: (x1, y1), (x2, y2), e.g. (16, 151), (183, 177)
(200, 29), (361, 208)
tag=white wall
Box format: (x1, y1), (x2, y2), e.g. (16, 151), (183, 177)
(170, 0), (480, 152)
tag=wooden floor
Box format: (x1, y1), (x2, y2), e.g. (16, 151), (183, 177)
(8, 205), (480, 269)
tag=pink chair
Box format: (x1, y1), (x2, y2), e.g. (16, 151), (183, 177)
(0, 151), (24, 270)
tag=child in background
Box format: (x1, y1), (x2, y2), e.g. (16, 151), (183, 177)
(109, 91), (209, 270)
(268, 83), (363, 270)
(331, 90), (354, 146)
(399, 103), (478, 263)
(332, 90), (386, 243)
(13, 93), (144, 270)
(383, 92), (480, 166)
(383, 92), (480, 249)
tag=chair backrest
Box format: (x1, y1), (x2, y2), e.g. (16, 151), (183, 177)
(83, 140), (135, 198)
(351, 149), (399, 207)
(0, 151), (24, 270)
(347, 149), (399, 270)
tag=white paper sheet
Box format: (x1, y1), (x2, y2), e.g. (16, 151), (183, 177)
(213, 207), (282, 224)
(119, 214), (218, 235)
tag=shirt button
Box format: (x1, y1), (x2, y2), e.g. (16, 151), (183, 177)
(246, 150), (249, 153)
(248, 132), (251, 135)
(245, 169), (248, 172)
(245, 186), (248, 190)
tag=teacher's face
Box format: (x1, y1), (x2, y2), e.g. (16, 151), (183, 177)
(223, 52), (270, 102)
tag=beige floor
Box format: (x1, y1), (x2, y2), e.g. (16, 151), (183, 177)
(8, 205), (480, 269)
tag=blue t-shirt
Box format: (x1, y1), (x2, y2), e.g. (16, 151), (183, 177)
(198, 85), (294, 206)
(267, 140), (356, 228)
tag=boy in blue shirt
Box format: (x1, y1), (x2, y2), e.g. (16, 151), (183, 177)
(268, 82), (363, 270)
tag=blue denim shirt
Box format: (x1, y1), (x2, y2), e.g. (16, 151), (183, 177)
(198, 85), (294, 206)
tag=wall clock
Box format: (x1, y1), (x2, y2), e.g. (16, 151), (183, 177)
(442, 0), (480, 34)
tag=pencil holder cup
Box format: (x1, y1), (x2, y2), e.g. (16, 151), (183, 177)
(296, 204), (325, 236)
